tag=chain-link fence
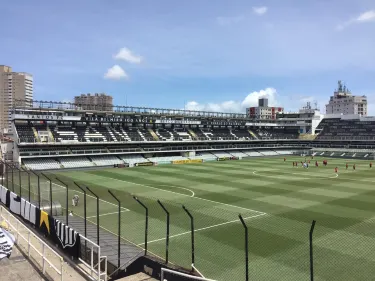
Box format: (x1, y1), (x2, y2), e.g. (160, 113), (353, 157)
(3, 161), (375, 281)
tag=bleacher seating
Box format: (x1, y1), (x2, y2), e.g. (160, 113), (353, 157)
(59, 157), (94, 168)
(16, 124), (36, 143)
(227, 150), (249, 158)
(120, 154), (149, 164)
(259, 150), (279, 156)
(50, 125), (78, 142)
(242, 151), (263, 157)
(254, 128), (299, 140)
(316, 118), (375, 140)
(23, 158), (61, 170)
(232, 129), (254, 140)
(89, 155), (124, 166)
(193, 152), (217, 161)
(147, 155), (189, 164)
(212, 151), (233, 158)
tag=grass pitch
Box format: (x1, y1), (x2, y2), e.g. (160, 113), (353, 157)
(15, 156), (375, 280)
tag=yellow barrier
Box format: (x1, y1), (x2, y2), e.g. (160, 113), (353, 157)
(172, 159), (203, 164)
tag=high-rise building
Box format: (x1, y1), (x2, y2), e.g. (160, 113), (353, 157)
(326, 81), (367, 116)
(246, 98), (283, 120)
(0, 65), (33, 132)
(74, 93), (113, 111)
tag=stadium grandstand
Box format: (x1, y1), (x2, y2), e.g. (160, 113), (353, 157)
(7, 100), (374, 171)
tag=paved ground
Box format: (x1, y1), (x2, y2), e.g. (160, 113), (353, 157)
(119, 273), (158, 281)
(1, 243), (48, 281)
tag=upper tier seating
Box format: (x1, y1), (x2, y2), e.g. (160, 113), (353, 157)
(16, 124), (36, 143)
(316, 118), (375, 140)
(232, 129), (254, 140)
(50, 125), (78, 142)
(16, 124), (302, 144)
(254, 128), (299, 140)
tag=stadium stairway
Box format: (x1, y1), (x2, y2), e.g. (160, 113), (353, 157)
(55, 215), (144, 276)
(188, 129), (198, 140)
(248, 129), (258, 139)
(46, 126), (55, 142)
(148, 128), (159, 141)
(32, 127), (40, 142)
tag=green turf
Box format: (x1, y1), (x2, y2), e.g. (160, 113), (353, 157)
(9, 156), (375, 280)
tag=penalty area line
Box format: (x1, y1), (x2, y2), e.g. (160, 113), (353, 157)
(138, 212), (267, 246)
(52, 182), (131, 212)
(89, 173), (266, 215)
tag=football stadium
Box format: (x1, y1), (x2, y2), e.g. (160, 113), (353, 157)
(1, 95), (375, 281)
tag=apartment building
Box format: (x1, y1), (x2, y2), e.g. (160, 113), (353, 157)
(247, 98), (284, 120)
(74, 93), (113, 111)
(0, 65), (33, 132)
(326, 81), (367, 116)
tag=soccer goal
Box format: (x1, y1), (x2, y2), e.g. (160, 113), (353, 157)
(161, 267), (217, 281)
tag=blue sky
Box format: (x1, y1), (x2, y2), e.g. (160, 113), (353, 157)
(1, 0), (375, 114)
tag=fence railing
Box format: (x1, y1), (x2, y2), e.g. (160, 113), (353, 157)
(0, 160), (108, 281)
(0, 205), (64, 281)
(78, 234), (107, 281)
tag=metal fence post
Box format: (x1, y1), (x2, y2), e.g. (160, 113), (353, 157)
(0, 160), (3, 187)
(133, 196), (148, 255)
(239, 214), (249, 281)
(30, 170), (41, 208)
(55, 177), (69, 225)
(86, 186), (100, 245)
(158, 200), (170, 264)
(26, 169), (31, 202)
(108, 190), (121, 271)
(6, 162), (8, 189)
(11, 163), (14, 192)
(182, 205), (195, 271)
(74, 181), (87, 259)
(18, 167), (22, 214)
(310, 220), (316, 281)
(41, 173), (53, 215)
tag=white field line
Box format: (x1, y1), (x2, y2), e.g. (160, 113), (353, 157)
(52, 182), (130, 212)
(253, 170), (339, 179)
(138, 212), (267, 246)
(89, 174), (266, 215)
(157, 184), (195, 197)
(87, 210), (129, 219)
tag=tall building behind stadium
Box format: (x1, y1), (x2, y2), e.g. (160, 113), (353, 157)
(0, 65), (33, 132)
(326, 80), (367, 116)
(74, 93), (113, 111)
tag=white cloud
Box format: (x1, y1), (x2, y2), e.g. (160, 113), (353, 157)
(337, 10), (375, 30)
(185, 88), (278, 113)
(216, 15), (245, 26)
(357, 10), (375, 22)
(104, 65), (128, 80)
(252, 6), (268, 16)
(113, 47), (143, 64)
